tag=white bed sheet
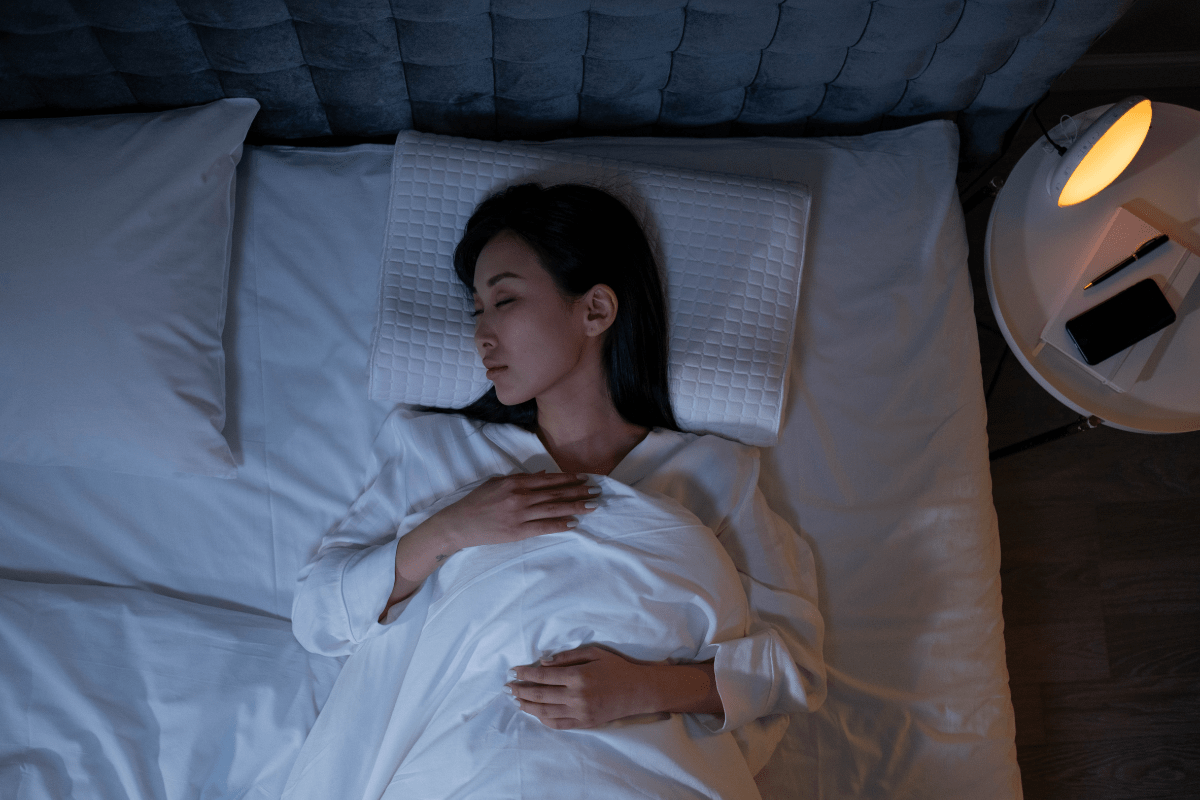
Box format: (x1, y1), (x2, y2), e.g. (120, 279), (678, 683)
(0, 577), (340, 798)
(0, 126), (1019, 798)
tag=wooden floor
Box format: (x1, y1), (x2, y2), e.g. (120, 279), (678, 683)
(962, 92), (1200, 799)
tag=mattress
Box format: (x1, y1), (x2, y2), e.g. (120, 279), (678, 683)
(0, 126), (1019, 798)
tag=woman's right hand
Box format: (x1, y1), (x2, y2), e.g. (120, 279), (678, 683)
(434, 471), (600, 551)
(383, 471), (599, 620)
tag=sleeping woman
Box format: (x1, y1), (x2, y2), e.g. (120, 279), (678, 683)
(284, 183), (826, 799)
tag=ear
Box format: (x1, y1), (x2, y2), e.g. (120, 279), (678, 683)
(581, 284), (618, 338)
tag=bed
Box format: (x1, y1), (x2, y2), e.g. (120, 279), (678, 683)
(0, 1), (1132, 798)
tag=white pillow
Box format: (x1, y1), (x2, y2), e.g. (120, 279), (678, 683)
(370, 131), (810, 446)
(0, 98), (260, 478)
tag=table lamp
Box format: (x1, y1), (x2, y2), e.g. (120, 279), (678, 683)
(1046, 95), (1152, 207)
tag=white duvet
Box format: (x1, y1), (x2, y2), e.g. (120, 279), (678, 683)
(284, 475), (762, 800)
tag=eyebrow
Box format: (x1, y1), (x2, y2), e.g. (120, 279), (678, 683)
(472, 272), (523, 294)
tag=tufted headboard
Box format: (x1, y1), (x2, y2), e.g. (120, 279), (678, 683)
(1, 0), (1132, 168)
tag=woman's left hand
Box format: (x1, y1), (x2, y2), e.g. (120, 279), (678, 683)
(506, 645), (659, 729)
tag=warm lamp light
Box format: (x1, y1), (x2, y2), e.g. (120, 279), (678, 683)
(1047, 96), (1152, 207)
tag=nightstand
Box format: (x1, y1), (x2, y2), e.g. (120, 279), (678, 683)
(985, 101), (1200, 440)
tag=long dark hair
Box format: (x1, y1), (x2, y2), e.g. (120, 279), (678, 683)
(416, 182), (680, 434)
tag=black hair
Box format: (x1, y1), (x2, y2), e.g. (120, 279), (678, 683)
(415, 182), (681, 434)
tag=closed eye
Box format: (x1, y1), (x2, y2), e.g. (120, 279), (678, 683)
(470, 298), (514, 317)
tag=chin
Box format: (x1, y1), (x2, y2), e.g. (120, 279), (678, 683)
(492, 384), (532, 407)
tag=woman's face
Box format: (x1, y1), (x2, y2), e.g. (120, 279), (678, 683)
(471, 231), (603, 407)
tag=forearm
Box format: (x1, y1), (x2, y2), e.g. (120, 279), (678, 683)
(379, 516), (458, 621)
(645, 661), (723, 717)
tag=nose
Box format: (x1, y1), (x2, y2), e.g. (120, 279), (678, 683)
(473, 314), (494, 353)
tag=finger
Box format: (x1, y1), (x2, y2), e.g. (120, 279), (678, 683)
(541, 717), (582, 730)
(521, 501), (597, 524)
(510, 664), (571, 686)
(512, 698), (580, 728)
(508, 516), (579, 540)
(509, 694), (569, 714)
(525, 483), (599, 502)
(524, 494), (595, 511)
(528, 484), (601, 507)
(507, 681), (570, 705)
(517, 471), (589, 488)
(539, 645), (602, 666)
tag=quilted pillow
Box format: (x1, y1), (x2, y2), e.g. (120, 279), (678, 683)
(0, 99), (260, 478)
(370, 131), (809, 446)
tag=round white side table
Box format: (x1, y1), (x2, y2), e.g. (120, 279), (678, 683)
(985, 102), (1200, 434)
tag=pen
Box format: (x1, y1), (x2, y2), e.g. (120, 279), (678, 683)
(1084, 232), (1170, 290)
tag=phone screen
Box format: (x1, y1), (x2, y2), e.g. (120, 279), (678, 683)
(1065, 278), (1177, 365)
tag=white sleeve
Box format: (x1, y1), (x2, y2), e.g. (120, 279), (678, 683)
(704, 449), (827, 768)
(291, 418), (415, 657)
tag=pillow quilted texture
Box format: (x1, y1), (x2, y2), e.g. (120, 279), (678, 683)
(0, 98), (259, 478)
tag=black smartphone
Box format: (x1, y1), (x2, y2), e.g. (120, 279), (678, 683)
(1065, 278), (1177, 365)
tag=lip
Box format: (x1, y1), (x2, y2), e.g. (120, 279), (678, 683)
(485, 365), (507, 378)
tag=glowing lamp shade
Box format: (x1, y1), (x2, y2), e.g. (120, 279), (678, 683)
(1048, 96), (1152, 207)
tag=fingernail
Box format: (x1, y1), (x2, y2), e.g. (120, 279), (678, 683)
(576, 473), (589, 480)
(502, 684), (513, 694)
(565, 520), (578, 528)
(584, 501), (598, 509)
(507, 669), (517, 680)
(587, 487), (601, 495)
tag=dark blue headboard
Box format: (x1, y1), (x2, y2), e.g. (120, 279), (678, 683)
(0, 0), (1132, 167)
